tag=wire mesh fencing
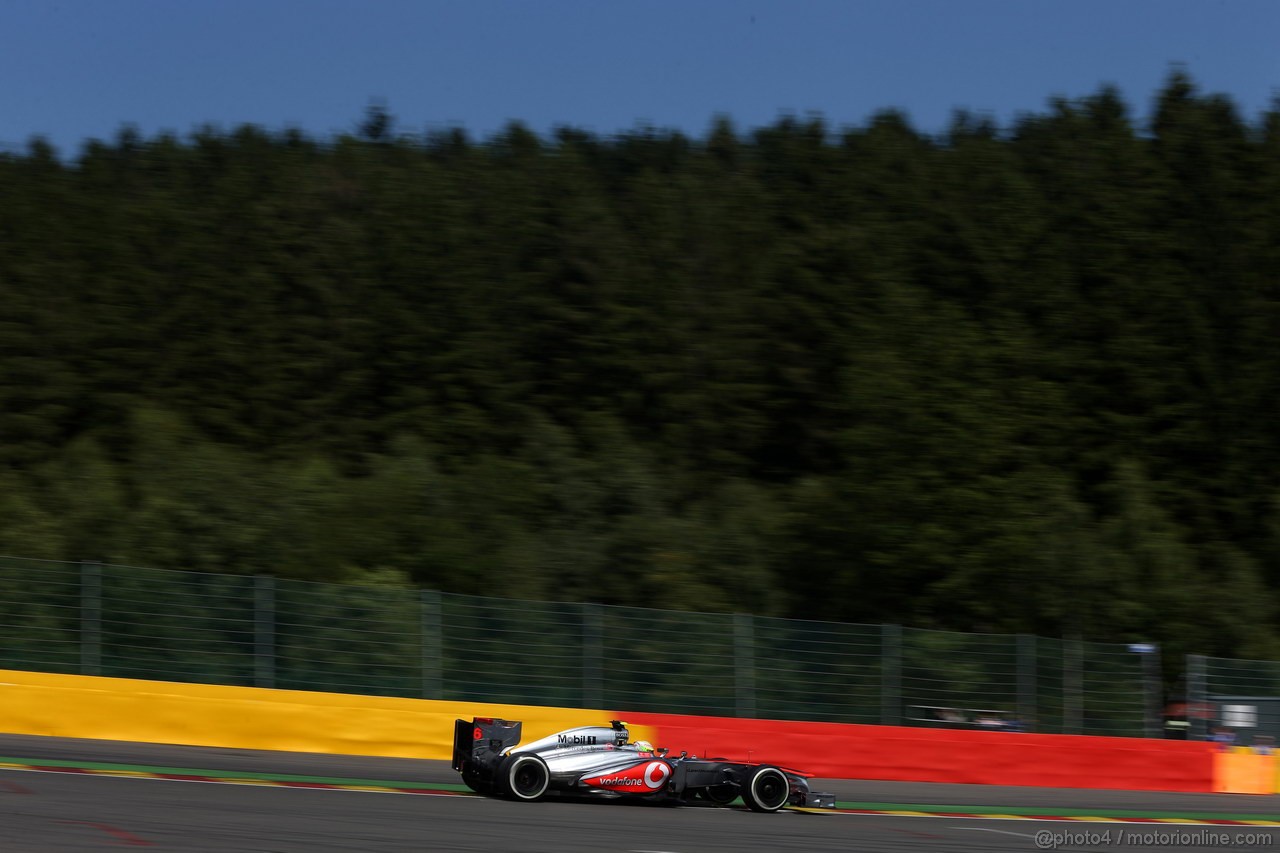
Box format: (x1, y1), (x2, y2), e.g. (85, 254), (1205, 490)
(752, 616), (885, 723)
(439, 594), (586, 707)
(0, 555), (1159, 735)
(0, 556), (80, 674)
(1186, 655), (1280, 746)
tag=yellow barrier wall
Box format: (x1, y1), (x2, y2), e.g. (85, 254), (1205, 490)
(0, 669), (653, 759)
(1212, 749), (1275, 794)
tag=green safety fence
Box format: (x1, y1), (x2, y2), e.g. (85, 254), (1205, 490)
(0, 555), (1158, 735)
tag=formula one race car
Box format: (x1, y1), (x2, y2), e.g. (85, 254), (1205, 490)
(452, 717), (835, 811)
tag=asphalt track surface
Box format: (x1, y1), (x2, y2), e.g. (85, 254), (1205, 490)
(3, 734), (1280, 852)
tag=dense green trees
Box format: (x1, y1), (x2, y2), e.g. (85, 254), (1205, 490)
(1, 74), (1277, 661)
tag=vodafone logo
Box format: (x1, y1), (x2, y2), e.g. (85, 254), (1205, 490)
(643, 761), (670, 790)
(584, 760), (671, 792)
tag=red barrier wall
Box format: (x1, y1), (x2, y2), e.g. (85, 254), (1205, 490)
(625, 712), (1217, 792)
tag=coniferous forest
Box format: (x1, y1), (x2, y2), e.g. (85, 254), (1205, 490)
(2, 73), (1278, 663)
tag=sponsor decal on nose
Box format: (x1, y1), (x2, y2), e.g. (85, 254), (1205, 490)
(644, 761), (670, 789)
(584, 760), (670, 791)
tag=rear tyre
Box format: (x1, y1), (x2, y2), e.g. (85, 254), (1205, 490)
(741, 766), (790, 812)
(504, 754), (551, 801)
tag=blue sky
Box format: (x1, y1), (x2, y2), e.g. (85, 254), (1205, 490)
(2, 0), (1277, 155)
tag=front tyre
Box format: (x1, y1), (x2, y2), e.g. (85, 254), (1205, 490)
(504, 754), (551, 801)
(741, 766), (790, 812)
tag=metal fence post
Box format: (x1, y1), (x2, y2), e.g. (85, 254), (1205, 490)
(1063, 637), (1083, 735)
(881, 623), (902, 726)
(1017, 634), (1036, 732)
(421, 589), (442, 699)
(1144, 645), (1163, 739)
(734, 614), (755, 718)
(254, 574), (275, 689)
(1187, 654), (1208, 741)
(80, 561), (102, 676)
(582, 603), (603, 709)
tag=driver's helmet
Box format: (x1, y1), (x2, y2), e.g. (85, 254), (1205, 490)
(633, 740), (655, 754)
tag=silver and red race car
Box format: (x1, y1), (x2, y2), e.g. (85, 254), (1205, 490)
(452, 717), (834, 811)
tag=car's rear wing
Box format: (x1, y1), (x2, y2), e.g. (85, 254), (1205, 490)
(452, 717), (523, 772)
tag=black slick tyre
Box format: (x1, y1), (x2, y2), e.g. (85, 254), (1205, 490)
(741, 765), (789, 812)
(503, 754), (550, 801)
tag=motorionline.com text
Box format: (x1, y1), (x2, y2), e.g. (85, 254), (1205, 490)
(1034, 828), (1274, 849)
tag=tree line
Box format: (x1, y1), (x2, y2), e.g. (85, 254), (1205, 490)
(2, 72), (1278, 666)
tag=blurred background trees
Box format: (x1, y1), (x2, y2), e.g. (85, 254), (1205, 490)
(1, 73), (1277, 659)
